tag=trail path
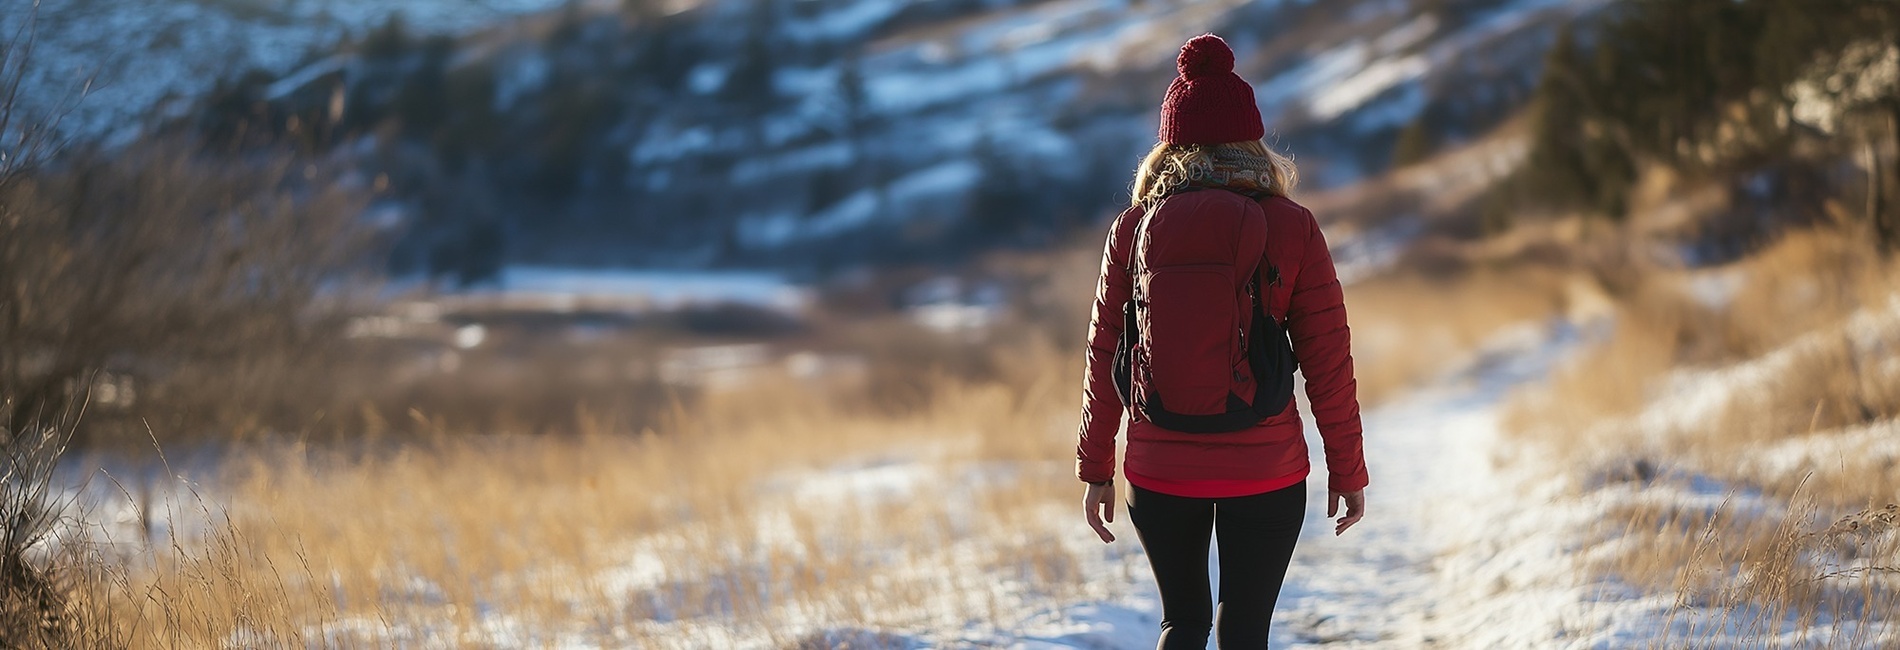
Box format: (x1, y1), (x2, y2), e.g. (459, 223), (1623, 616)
(1269, 323), (1580, 648)
(1000, 322), (1585, 649)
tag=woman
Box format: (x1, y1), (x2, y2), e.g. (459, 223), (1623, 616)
(1075, 34), (1368, 648)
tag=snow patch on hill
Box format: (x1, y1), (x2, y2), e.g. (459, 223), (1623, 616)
(3, 0), (573, 143)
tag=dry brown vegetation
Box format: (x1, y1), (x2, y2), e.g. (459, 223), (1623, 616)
(37, 343), (1119, 648)
(14, 2), (1900, 647)
(0, 99), (1135, 646)
(1504, 220), (1900, 645)
(1346, 266), (1569, 403)
(0, 200), (1109, 647)
(0, 20), (1604, 642)
(0, 139), (371, 448)
(0, 175), (1578, 648)
(0, 128), (1118, 643)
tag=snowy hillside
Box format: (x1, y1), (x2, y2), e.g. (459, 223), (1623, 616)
(6, 0), (1603, 274)
(3, 0), (574, 145)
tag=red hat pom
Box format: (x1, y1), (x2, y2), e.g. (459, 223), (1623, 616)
(1177, 34), (1235, 79)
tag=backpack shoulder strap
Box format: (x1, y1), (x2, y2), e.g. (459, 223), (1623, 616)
(1240, 193), (1282, 317)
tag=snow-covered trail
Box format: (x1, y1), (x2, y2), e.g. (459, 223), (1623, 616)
(1270, 322), (1580, 648)
(1001, 322), (1585, 649)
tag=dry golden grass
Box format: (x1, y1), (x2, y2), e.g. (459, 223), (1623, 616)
(1348, 267), (1568, 403)
(12, 199), (1584, 647)
(26, 249), (1584, 647)
(1498, 280), (1684, 460)
(1596, 492), (1900, 648)
(1506, 223), (1900, 645)
(56, 342), (1112, 648)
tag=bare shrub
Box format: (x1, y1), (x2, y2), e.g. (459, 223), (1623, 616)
(0, 406), (86, 648)
(0, 9), (375, 640)
(0, 140), (370, 446)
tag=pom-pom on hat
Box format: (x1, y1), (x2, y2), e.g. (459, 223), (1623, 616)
(1158, 34), (1264, 145)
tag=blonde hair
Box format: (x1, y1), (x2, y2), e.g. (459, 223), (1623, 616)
(1130, 139), (1298, 209)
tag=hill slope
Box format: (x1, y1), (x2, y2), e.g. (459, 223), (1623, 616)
(9, 0), (1602, 275)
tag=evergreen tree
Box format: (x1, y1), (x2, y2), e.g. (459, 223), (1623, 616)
(1513, 0), (1898, 238)
(360, 11), (411, 61)
(1520, 24), (1635, 219)
(724, 0), (780, 113)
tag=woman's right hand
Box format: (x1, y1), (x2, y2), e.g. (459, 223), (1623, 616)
(1083, 481), (1117, 543)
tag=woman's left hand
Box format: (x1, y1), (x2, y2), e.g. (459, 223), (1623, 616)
(1329, 489), (1365, 536)
(1083, 481), (1117, 543)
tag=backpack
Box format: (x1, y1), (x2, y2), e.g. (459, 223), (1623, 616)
(1110, 187), (1297, 433)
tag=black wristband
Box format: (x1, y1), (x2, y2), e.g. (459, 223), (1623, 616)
(1087, 479), (1112, 486)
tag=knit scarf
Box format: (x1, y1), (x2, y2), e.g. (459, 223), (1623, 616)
(1143, 146), (1277, 211)
(1185, 147), (1275, 195)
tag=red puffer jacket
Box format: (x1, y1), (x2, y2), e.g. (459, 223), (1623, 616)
(1075, 194), (1368, 494)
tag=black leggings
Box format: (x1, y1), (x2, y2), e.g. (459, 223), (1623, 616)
(1127, 481), (1305, 649)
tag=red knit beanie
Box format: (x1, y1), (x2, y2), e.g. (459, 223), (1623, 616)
(1157, 34), (1264, 145)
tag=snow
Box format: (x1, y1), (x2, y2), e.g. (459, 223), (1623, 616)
(477, 266), (810, 311)
(687, 63), (731, 95)
(795, 187), (882, 237)
(783, 459), (931, 505)
(780, 0), (905, 43)
(8, 0), (1615, 259)
(1739, 419), (1900, 488)
(1684, 267), (1748, 309)
(896, 318), (1695, 649)
(993, 313), (1896, 648)
(1330, 218), (1423, 285)
(263, 56), (349, 100)
(1341, 79), (1429, 133)
(770, 64), (839, 98)
(40, 0), (1865, 644)
(886, 159), (982, 203)
(305, 306), (1692, 649)
(910, 303), (1001, 333)
(59, 296), (1899, 647)
(1440, 295), (1900, 648)
(7, 0), (1618, 259)
(494, 50), (553, 110)
(1789, 40), (1900, 135)
(631, 124), (720, 164)
(727, 141), (855, 184)
(2, 0), (576, 142)
(860, 0), (1254, 116)
(1638, 295), (1900, 437)
(1246, 321), (1584, 647)
(1309, 53), (1429, 122)
(736, 159), (983, 248)
(453, 323), (488, 349)
(1258, 41), (1374, 115)
(1252, 0), (1603, 133)
(865, 57), (1018, 114)
(595, 546), (672, 595)
(955, 0), (1113, 55)
(1375, 13), (1441, 52)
